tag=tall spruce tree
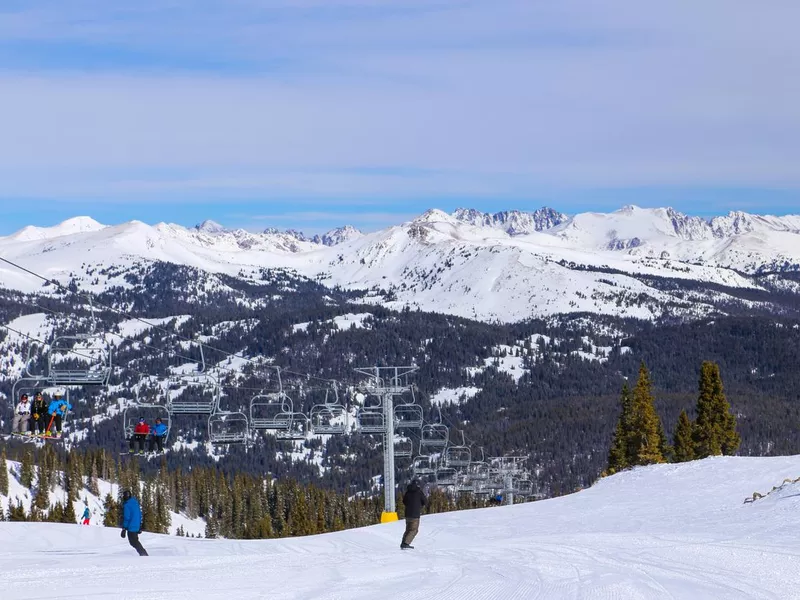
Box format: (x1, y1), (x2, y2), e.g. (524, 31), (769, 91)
(628, 363), (665, 465)
(0, 450), (9, 496)
(673, 410), (695, 462)
(20, 450), (34, 489)
(606, 383), (632, 475)
(693, 361), (741, 458)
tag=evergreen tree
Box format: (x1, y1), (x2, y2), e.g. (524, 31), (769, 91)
(606, 383), (632, 475)
(8, 499), (27, 521)
(673, 410), (695, 462)
(20, 450), (34, 489)
(89, 460), (100, 497)
(0, 450), (9, 496)
(627, 363), (665, 465)
(63, 498), (77, 524)
(694, 361), (741, 458)
(103, 493), (120, 527)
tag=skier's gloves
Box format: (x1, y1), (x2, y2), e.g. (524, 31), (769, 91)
(121, 529), (127, 538)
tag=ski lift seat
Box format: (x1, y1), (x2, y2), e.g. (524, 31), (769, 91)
(444, 446), (471, 468)
(275, 413), (309, 441)
(250, 394), (293, 430)
(412, 455), (435, 476)
(393, 404), (423, 429)
(123, 403), (171, 440)
(208, 411), (249, 444)
(45, 334), (112, 386)
(394, 439), (413, 458)
(310, 404), (347, 435)
(357, 408), (385, 434)
(436, 467), (457, 486)
(420, 423), (449, 449)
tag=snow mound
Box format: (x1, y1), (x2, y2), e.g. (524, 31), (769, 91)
(2, 455), (800, 599)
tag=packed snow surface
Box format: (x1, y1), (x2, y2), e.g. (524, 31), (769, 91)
(3, 455), (800, 599)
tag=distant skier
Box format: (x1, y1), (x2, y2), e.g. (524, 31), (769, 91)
(31, 392), (48, 435)
(11, 393), (31, 434)
(120, 489), (148, 556)
(400, 478), (427, 549)
(46, 392), (72, 437)
(81, 505), (91, 525)
(148, 417), (168, 453)
(130, 418), (149, 455)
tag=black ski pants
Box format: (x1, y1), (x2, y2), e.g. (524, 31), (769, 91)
(130, 434), (147, 453)
(128, 531), (148, 556)
(49, 414), (63, 433)
(148, 435), (165, 453)
(32, 414), (47, 434)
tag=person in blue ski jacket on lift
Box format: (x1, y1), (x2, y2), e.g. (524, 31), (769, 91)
(148, 417), (168, 453)
(120, 489), (148, 556)
(46, 393), (72, 437)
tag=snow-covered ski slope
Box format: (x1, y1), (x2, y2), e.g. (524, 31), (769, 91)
(3, 455), (800, 599)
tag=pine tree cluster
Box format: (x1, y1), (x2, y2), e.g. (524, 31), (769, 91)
(2, 446), (487, 538)
(606, 360), (739, 475)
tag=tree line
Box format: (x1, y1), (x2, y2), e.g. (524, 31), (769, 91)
(0, 445), (487, 539)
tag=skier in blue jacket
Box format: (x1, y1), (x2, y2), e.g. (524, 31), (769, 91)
(46, 393), (72, 437)
(148, 417), (168, 453)
(120, 489), (148, 556)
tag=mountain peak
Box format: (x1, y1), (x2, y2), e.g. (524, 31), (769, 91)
(452, 207), (566, 235)
(314, 225), (363, 246)
(195, 220), (227, 234)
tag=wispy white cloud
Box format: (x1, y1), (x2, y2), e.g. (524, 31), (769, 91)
(0, 0), (798, 204)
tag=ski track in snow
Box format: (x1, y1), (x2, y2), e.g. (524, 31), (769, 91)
(3, 456), (800, 599)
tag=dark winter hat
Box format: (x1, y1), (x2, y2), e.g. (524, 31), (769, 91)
(122, 490), (132, 501)
(138, 417), (145, 423)
(20, 393), (28, 399)
(155, 417), (162, 423)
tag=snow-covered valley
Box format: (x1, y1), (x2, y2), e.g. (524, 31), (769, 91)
(3, 455), (800, 599)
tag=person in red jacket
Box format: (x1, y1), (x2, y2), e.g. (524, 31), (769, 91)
(130, 418), (150, 455)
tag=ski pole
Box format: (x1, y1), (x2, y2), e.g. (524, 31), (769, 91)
(45, 413), (56, 435)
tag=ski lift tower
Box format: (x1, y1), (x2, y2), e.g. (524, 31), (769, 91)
(355, 366), (417, 524)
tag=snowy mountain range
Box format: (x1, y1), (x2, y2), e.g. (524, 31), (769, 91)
(1, 205), (799, 322)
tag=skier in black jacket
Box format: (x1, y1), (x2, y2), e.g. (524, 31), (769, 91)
(400, 479), (427, 549)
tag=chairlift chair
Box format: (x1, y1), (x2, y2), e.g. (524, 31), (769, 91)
(515, 478), (533, 497)
(468, 461), (490, 481)
(275, 413), (309, 441)
(208, 411), (250, 444)
(456, 474), (474, 493)
(310, 404), (348, 435)
(393, 404), (423, 429)
(412, 455), (436, 476)
(444, 432), (471, 467)
(309, 386), (347, 434)
(10, 377), (62, 434)
(394, 439), (413, 458)
(250, 393), (293, 430)
(356, 408), (385, 434)
(166, 375), (219, 414)
(419, 423), (449, 450)
(123, 403), (171, 441)
(435, 467), (458, 486)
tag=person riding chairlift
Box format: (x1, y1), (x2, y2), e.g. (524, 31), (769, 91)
(149, 417), (168, 453)
(130, 418), (149, 455)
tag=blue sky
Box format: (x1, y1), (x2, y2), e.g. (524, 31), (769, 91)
(0, 1), (798, 235)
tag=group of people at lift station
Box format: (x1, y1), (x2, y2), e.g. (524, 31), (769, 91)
(11, 390), (72, 439)
(127, 416), (168, 456)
